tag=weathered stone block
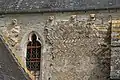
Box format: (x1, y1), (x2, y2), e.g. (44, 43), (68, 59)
(111, 20), (120, 46)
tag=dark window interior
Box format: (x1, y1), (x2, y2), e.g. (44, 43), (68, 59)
(26, 34), (41, 71)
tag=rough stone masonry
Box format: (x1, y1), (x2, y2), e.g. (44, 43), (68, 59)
(0, 11), (117, 80)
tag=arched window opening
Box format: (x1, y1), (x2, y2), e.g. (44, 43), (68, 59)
(26, 33), (41, 71)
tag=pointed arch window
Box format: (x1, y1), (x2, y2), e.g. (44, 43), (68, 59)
(26, 33), (41, 71)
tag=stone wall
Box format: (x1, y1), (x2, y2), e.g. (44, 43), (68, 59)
(111, 20), (120, 79)
(0, 11), (112, 80)
(45, 14), (110, 80)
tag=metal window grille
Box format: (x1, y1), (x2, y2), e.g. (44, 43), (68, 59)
(26, 34), (41, 71)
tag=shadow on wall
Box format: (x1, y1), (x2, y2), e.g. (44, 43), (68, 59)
(88, 22), (111, 80)
(88, 33), (111, 80)
(88, 47), (110, 80)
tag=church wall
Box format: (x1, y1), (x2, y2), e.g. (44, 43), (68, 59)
(0, 11), (116, 80)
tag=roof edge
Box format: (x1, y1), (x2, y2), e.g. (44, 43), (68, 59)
(0, 7), (119, 14)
